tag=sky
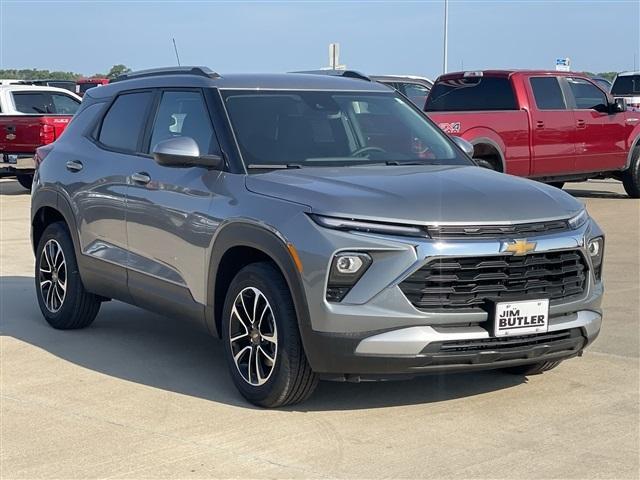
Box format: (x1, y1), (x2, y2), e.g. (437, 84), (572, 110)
(1, 0), (638, 79)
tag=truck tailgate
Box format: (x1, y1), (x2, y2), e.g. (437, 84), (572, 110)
(0, 115), (72, 155)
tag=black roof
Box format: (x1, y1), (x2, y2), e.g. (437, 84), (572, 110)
(87, 67), (389, 100)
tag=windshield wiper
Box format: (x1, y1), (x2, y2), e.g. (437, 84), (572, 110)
(246, 163), (302, 170)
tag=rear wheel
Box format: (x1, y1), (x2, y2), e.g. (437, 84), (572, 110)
(622, 146), (640, 198)
(16, 174), (33, 190)
(474, 158), (497, 170)
(221, 262), (317, 407)
(35, 222), (101, 329)
(503, 360), (562, 375)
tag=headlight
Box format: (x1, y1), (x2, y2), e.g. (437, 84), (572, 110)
(588, 237), (604, 280)
(310, 214), (425, 237)
(568, 209), (589, 229)
(326, 252), (372, 302)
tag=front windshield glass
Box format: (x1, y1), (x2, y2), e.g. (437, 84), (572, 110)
(221, 90), (472, 169)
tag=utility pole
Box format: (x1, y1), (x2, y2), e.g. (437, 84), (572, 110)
(172, 38), (181, 66)
(443, 0), (449, 74)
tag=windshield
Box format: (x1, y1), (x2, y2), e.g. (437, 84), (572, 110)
(611, 75), (640, 96)
(221, 90), (472, 169)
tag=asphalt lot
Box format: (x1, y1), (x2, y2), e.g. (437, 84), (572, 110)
(1, 177), (638, 479)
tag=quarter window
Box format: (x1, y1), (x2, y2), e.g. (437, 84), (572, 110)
(567, 78), (607, 110)
(530, 77), (566, 110)
(149, 91), (218, 154)
(98, 91), (153, 152)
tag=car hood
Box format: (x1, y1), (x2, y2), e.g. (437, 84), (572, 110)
(245, 165), (584, 225)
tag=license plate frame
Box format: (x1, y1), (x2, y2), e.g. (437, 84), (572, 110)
(492, 299), (550, 337)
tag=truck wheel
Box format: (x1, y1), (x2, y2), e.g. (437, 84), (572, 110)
(221, 262), (318, 408)
(502, 360), (562, 375)
(16, 174), (33, 190)
(622, 146), (640, 198)
(35, 222), (101, 329)
(474, 158), (496, 170)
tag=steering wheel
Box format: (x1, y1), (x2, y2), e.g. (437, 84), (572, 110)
(350, 146), (387, 157)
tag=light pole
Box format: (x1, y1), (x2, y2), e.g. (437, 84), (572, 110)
(443, 0), (449, 74)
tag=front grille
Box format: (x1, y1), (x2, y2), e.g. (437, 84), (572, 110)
(427, 220), (568, 239)
(400, 250), (587, 311)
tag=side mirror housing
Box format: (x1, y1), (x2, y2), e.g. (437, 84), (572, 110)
(451, 136), (474, 157)
(152, 136), (224, 169)
(611, 97), (626, 113)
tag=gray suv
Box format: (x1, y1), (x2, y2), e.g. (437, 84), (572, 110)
(31, 67), (604, 407)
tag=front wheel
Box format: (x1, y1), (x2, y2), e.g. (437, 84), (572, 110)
(222, 262), (317, 407)
(622, 146), (640, 198)
(35, 222), (101, 329)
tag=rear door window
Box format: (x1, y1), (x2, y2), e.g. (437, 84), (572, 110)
(530, 77), (566, 110)
(425, 77), (517, 111)
(98, 91), (154, 152)
(149, 90), (219, 154)
(567, 78), (607, 110)
(12, 91), (80, 114)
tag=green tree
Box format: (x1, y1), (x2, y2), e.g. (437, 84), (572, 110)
(106, 64), (131, 79)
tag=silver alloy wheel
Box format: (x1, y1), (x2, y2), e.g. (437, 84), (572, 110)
(229, 286), (278, 386)
(38, 239), (67, 313)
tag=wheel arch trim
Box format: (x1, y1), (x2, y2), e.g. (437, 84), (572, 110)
(468, 136), (507, 172)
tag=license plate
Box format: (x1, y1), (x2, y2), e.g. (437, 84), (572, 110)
(494, 299), (549, 337)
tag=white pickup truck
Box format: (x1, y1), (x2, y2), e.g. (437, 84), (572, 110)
(0, 85), (81, 189)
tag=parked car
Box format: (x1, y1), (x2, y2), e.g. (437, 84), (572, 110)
(31, 66), (605, 407)
(0, 85), (81, 189)
(371, 75), (433, 108)
(424, 70), (640, 197)
(611, 71), (640, 110)
(75, 77), (109, 97)
(591, 77), (612, 92)
(27, 79), (77, 93)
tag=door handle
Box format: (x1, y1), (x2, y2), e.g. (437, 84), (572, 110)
(131, 172), (151, 185)
(65, 160), (83, 172)
(626, 118), (639, 124)
(576, 119), (586, 128)
(536, 120), (544, 129)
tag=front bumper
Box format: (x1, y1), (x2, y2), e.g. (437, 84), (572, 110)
(289, 215), (605, 378)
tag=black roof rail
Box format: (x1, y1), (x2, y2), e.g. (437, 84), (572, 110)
(290, 69), (371, 82)
(111, 66), (221, 83)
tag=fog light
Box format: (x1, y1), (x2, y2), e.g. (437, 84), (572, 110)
(336, 255), (364, 274)
(587, 237), (604, 280)
(327, 252), (372, 302)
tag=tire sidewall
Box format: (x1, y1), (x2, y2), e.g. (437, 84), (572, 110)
(35, 222), (82, 326)
(221, 264), (300, 406)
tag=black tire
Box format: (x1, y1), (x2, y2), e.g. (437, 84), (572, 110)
(221, 262), (318, 408)
(474, 158), (496, 170)
(16, 174), (33, 190)
(503, 360), (562, 375)
(35, 222), (101, 329)
(548, 181), (565, 189)
(622, 146), (640, 198)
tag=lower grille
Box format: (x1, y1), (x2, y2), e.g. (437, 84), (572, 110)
(400, 250), (587, 311)
(438, 330), (573, 353)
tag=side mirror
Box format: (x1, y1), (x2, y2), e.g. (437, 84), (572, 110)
(451, 136), (474, 157)
(152, 136), (224, 169)
(611, 97), (626, 113)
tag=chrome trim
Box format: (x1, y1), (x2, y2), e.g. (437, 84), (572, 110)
(355, 310), (601, 356)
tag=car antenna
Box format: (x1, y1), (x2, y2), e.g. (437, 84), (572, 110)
(172, 38), (181, 66)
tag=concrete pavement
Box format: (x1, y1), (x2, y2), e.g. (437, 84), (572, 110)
(1, 178), (638, 479)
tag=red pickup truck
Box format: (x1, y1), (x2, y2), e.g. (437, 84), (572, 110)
(0, 85), (81, 189)
(424, 70), (640, 197)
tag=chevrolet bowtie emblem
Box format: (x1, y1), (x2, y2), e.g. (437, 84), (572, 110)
(502, 239), (537, 256)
